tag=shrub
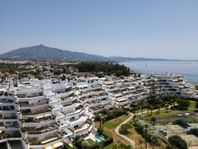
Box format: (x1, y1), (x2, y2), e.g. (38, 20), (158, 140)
(73, 136), (84, 148)
(175, 99), (190, 110)
(97, 127), (103, 135)
(76, 62), (130, 77)
(168, 135), (188, 149)
(133, 119), (160, 145)
(151, 117), (157, 123)
(102, 137), (113, 146)
(119, 123), (131, 135)
(196, 102), (198, 108)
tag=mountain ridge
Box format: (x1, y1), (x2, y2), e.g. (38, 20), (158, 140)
(0, 45), (197, 62)
(0, 44), (106, 61)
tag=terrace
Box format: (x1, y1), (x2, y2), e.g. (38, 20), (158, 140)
(21, 123), (58, 135)
(21, 107), (52, 115)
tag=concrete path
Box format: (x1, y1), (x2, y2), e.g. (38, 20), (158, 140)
(114, 106), (172, 148)
(114, 113), (135, 148)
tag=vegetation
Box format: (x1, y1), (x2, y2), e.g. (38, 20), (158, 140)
(133, 119), (161, 146)
(104, 143), (132, 149)
(168, 135), (188, 149)
(119, 123), (132, 135)
(97, 127), (104, 135)
(196, 101), (198, 108)
(101, 114), (129, 146)
(63, 142), (75, 149)
(175, 99), (190, 110)
(0, 130), (6, 138)
(73, 136), (85, 149)
(86, 138), (96, 147)
(76, 62), (130, 77)
(177, 117), (198, 123)
(95, 108), (127, 126)
(0, 63), (31, 73)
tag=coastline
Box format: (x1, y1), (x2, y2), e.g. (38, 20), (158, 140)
(120, 60), (198, 84)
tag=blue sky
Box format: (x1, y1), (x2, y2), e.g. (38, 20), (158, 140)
(0, 0), (198, 59)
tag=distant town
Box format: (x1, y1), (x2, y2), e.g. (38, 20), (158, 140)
(0, 59), (197, 149)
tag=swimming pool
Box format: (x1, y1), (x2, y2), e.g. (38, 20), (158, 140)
(94, 135), (105, 143)
(89, 134), (105, 143)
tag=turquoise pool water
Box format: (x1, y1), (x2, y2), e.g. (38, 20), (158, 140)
(90, 135), (105, 143)
(95, 135), (105, 143)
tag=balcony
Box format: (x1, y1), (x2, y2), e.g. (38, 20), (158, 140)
(20, 103), (49, 111)
(20, 108), (52, 119)
(68, 115), (88, 127)
(17, 96), (46, 102)
(58, 91), (74, 99)
(66, 108), (84, 118)
(21, 123), (58, 134)
(22, 117), (54, 127)
(74, 123), (93, 136)
(28, 135), (60, 145)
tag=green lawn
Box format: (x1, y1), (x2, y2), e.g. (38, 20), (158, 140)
(103, 114), (129, 129)
(188, 100), (196, 110)
(86, 138), (96, 146)
(102, 114), (130, 146)
(103, 143), (115, 149)
(102, 100), (197, 149)
(144, 105), (196, 120)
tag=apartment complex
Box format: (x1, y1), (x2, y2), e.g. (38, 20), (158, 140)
(150, 74), (198, 98)
(0, 73), (197, 149)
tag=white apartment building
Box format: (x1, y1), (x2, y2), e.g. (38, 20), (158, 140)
(0, 74), (197, 149)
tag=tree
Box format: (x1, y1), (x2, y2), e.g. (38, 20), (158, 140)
(168, 135), (188, 149)
(196, 102), (198, 108)
(137, 99), (147, 114)
(76, 61), (130, 77)
(99, 114), (106, 127)
(175, 99), (190, 110)
(81, 140), (88, 149)
(148, 105), (154, 116)
(97, 127), (103, 135)
(119, 124), (130, 135)
(150, 117), (156, 124)
(73, 136), (84, 149)
(165, 103), (169, 113)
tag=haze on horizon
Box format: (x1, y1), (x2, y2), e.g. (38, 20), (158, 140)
(0, 0), (198, 60)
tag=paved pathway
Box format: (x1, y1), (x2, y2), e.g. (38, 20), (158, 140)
(114, 106), (173, 148)
(114, 113), (135, 148)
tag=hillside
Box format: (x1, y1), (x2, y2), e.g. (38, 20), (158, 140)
(0, 45), (106, 61)
(0, 45), (185, 62)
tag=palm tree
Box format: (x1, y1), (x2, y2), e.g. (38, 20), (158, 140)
(73, 136), (83, 149)
(144, 124), (149, 149)
(149, 105), (154, 116)
(165, 103), (169, 113)
(99, 114), (106, 127)
(139, 99), (147, 114)
(156, 105), (160, 115)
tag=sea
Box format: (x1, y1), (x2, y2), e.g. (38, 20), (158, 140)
(120, 61), (198, 84)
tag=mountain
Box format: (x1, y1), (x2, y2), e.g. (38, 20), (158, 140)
(0, 45), (106, 61)
(0, 45), (192, 62)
